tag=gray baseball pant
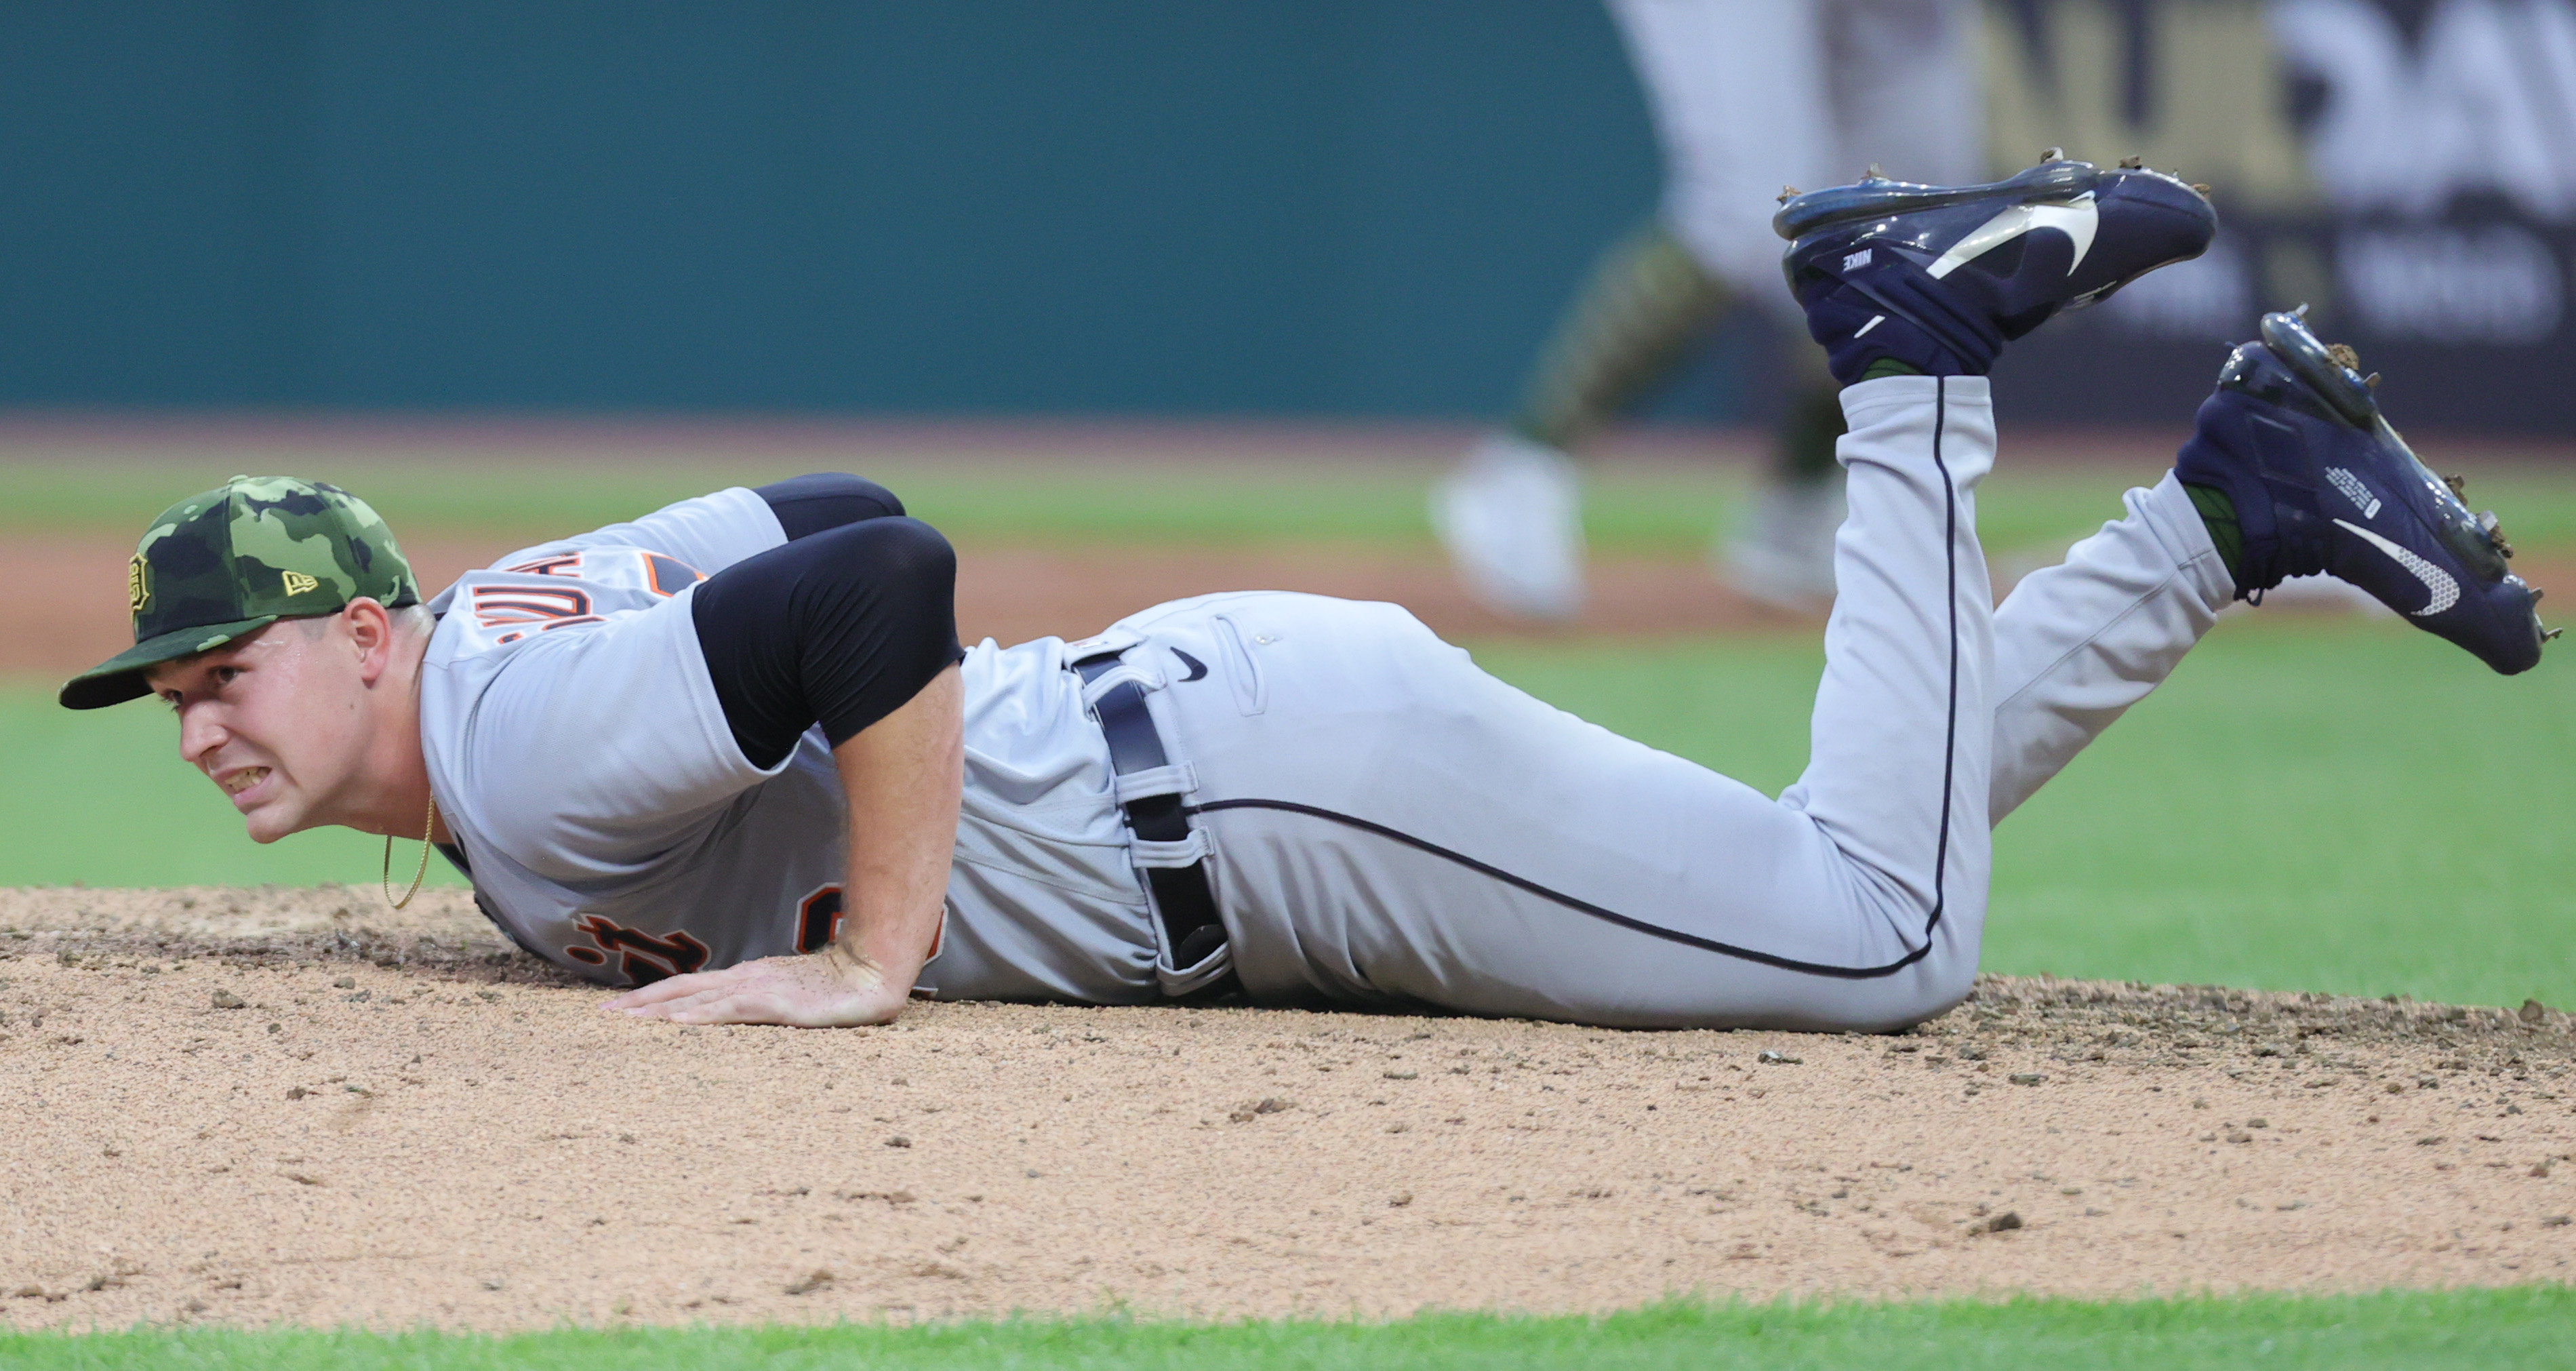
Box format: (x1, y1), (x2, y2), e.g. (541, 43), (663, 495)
(1110, 376), (2232, 1029)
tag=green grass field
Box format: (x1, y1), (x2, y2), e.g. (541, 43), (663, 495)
(7, 1288), (2575, 1369)
(12, 448), (2576, 561)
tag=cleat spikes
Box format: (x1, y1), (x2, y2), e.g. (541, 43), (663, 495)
(2291, 302), (2312, 319)
(2446, 473), (2468, 496)
(2545, 627), (2564, 643)
(2118, 155), (2143, 169)
(2326, 342), (2362, 373)
(1864, 163), (1885, 180)
(1779, 157), (2215, 382)
(2492, 511), (2514, 543)
(2191, 182), (2211, 197)
(1778, 184), (1801, 203)
(2038, 146), (2064, 163)
(2364, 372), (2381, 390)
(2189, 307), (2546, 673)
(2531, 587), (2545, 603)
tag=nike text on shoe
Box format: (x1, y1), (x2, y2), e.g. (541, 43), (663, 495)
(2174, 308), (2552, 675)
(1432, 431), (1586, 621)
(1774, 153), (2217, 383)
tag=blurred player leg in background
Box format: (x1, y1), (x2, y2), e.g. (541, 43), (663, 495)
(1434, 0), (1981, 619)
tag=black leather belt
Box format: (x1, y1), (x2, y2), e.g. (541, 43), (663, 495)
(1074, 652), (1238, 995)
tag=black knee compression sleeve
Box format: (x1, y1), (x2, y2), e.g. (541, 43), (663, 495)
(755, 473), (906, 539)
(691, 517), (965, 770)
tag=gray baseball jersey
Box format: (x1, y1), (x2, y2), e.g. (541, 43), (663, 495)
(419, 383), (2232, 1030)
(417, 487), (1165, 1003)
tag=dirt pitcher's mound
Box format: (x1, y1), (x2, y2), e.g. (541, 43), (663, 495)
(3, 888), (2573, 1332)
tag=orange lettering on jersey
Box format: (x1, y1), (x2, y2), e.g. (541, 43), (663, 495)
(472, 584), (594, 627)
(793, 884), (946, 963)
(643, 552), (706, 597)
(795, 886), (844, 954)
(567, 913), (710, 986)
(506, 553), (584, 576)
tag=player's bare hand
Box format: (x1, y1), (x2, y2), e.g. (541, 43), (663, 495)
(599, 945), (910, 1027)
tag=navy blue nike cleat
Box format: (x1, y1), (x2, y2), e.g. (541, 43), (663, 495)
(1775, 153), (2217, 382)
(2176, 309), (2553, 675)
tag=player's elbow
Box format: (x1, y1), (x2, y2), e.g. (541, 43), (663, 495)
(845, 516), (957, 595)
(756, 472), (908, 538)
(794, 517), (963, 748)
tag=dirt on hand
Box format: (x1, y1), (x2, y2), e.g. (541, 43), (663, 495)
(3, 886), (2572, 1331)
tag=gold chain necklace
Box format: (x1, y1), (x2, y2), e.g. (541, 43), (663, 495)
(382, 793), (438, 911)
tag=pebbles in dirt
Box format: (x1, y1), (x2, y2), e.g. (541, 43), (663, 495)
(0, 887), (2571, 1331)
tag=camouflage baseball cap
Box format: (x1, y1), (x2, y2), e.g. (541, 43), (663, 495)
(58, 475), (420, 710)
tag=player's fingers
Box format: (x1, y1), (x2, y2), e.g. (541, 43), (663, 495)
(601, 983), (689, 1011)
(615, 980), (751, 1020)
(662, 990), (792, 1027)
(603, 970), (737, 1011)
(660, 978), (870, 1028)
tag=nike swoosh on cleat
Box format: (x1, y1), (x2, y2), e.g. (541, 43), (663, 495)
(1927, 197), (2098, 280)
(2335, 518), (2460, 616)
(1171, 647), (1209, 681)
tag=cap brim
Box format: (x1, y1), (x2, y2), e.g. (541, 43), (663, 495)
(57, 616), (281, 710)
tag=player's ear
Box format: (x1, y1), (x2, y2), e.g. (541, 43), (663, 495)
(343, 598), (395, 681)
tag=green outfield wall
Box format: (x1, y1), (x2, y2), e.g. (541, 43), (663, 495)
(0, 2), (1659, 418)
(3, 1), (2573, 429)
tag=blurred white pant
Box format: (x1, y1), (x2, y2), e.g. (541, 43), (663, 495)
(1609, 0), (1985, 315)
(1103, 378), (2228, 1030)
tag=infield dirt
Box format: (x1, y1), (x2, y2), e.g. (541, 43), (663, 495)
(3, 887), (2572, 1332)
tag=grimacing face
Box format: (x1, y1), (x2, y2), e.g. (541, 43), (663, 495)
(142, 610), (376, 844)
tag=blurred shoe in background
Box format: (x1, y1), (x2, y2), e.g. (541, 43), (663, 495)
(1718, 477), (1845, 610)
(1432, 432), (1587, 621)
(1718, 365), (1846, 610)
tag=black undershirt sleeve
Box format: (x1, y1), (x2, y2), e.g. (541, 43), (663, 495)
(753, 472), (907, 540)
(693, 481), (965, 770)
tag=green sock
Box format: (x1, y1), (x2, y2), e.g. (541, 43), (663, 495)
(1510, 219), (1731, 449)
(1855, 358), (1922, 383)
(2183, 483), (2245, 584)
(1772, 378), (1849, 484)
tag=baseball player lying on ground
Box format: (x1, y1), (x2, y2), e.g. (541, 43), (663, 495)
(66, 159), (2551, 1033)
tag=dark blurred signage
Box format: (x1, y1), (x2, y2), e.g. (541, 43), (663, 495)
(1984, 0), (2576, 433)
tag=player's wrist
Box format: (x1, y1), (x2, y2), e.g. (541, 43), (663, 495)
(816, 939), (887, 989)
(821, 936), (929, 1010)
